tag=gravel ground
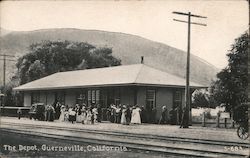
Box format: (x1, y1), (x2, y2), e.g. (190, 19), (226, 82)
(1, 116), (247, 144)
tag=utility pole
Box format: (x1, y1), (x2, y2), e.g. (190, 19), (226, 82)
(0, 54), (16, 106)
(0, 54), (16, 86)
(173, 11), (207, 128)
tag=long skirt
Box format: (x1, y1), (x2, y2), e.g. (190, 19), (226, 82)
(81, 113), (87, 124)
(47, 111), (54, 122)
(64, 112), (69, 121)
(110, 114), (114, 123)
(59, 112), (65, 122)
(120, 113), (127, 125)
(69, 115), (76, 122)
(131, 112), (141, 124)
(76, 114), (82, 123)
(86, 114), (92, 124)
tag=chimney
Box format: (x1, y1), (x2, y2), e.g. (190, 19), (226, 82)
(141, 56), (144, 64)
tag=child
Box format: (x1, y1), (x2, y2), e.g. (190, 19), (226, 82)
(69, 107), (76, 124)
(86, 109), (92, 124)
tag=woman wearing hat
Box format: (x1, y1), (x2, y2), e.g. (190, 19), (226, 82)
(59, 105), (66, 122)
(120, 105), (127, 125)
(69, 107), (76, 124)
(130, 105), (141, 124)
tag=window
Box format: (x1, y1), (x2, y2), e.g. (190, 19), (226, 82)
(88, 90), (91, 105)
(146, 90), (156, 109)
(55, 91), (65, 105)
(107, 89), (114, 105)
(96, 90), (100, 103)
(31, 92), (40, 104)
(87, 89), (100, 105)
(173, 90), (182, 108)
(76, 90), (86, 105)
(107, 88), (121, 106)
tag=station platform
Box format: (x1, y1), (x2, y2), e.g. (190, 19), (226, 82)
(0, 116), (247, 144)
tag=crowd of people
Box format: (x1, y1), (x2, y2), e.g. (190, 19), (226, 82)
(31, 101), (184, 126)
(158, 105), (185, 125)
(44, 102), (147, 125)
(107, 104), (142, 125)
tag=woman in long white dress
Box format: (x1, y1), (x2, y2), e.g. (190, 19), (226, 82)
(120, 105), (127, 125)
(59, 105), (66, 122)
(86, 109), (92, 124)
(92, 107), (98, 123)
(81, 106), (87, 124)
(130, 106), (141, 124)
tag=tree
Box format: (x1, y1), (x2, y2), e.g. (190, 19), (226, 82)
(86, 47), (121, 68)
(1, 76), (20, 106)
(26, 60), (46, 82)
(16, 40), (121, 84)
(209, 32), (248, 117)
(192, 89), (217, 108)
(2, 40), (121, 106)
(192, 90), (209, 108)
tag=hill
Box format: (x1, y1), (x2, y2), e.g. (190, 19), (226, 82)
(0, 28), (218, 86)
(0, 27), (12, 37)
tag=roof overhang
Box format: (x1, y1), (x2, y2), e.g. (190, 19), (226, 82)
(14, 83), (207, 92)
(13, 64), (208, 92)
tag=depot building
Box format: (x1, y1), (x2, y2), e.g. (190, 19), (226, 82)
(13, 64), (205, 123)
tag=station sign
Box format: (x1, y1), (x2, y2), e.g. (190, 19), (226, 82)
(220, 112), (230, 119)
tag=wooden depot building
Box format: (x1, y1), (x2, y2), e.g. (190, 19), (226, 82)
(14, 64), (205, 123)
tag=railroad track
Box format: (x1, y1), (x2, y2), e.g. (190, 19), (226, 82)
(1, 122), (249, 148)
(1, 122), (249, 158)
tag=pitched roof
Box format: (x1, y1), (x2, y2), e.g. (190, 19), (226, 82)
(14, 64), (205, 91)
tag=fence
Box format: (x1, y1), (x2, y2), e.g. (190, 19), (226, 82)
(0, 106), (30, 117)
(192, 112), (235, 128)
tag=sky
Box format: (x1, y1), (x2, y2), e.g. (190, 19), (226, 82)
(0, 0), (248, 69)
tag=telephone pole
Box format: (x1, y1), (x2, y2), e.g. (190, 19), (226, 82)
(173, 11), (207, 128)
(0, 54), (16, 86)
(0, 54), (16, 106)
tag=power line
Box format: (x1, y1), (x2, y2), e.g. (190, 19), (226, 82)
(173, 11), (207, 128)
(172, 11), (207, 18)
(0, 59), (16, 62)
(173, 19), (207, 26)
(0, 54), (15, 57)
